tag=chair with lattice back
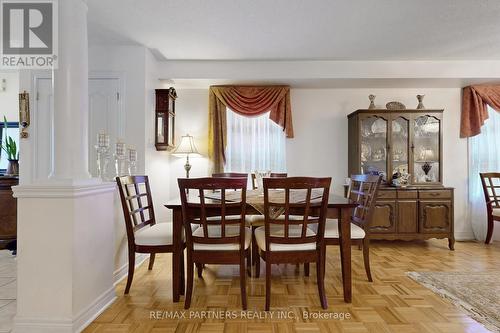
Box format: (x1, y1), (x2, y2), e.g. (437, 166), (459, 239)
(323, 174), (382, 282)
(116, 175), (183, 294)
(178, 177), (251, 310)
(480, 172), (500, 244)
(254, 177), (331, 310)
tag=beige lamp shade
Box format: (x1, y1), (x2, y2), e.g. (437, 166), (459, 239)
(172, 134), (201, 157)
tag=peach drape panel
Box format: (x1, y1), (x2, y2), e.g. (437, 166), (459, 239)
(461, 85), (500, 138)
(208, 85), (293, 173)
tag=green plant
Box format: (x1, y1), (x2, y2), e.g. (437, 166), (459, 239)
(1, 116), (18, 160)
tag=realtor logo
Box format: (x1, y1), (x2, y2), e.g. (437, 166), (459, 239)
(1, 0), (58, 69)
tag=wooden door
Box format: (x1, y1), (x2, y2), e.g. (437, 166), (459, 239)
(419, 200), (452, 233)
(88, 78), (122, 177)
(398, 200), (418, 233)
(370, 200), (397, 233)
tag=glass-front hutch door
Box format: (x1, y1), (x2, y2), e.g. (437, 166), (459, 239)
(412, 114), (441, 184)
(390, 115), (410, 178)
(360, 115), (388, 181)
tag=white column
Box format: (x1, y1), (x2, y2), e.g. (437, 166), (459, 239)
(50, 0), (91, 181)
(13, 0), (116, 332)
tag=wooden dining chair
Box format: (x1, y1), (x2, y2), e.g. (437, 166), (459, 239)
(322, 174), (381, 282)
(254, 177), (331, 310)
(480, 172), (500, 244)
(178, 177), (252, 309)
(116, 175), (184, 294)
(251, 172), (288, 190)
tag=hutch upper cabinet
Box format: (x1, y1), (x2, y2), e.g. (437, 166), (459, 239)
(155, 88), (177, 151)
(348, 109), (443, 185)
(348, 109), (454, 250)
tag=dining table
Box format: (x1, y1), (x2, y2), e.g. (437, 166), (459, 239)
(165, 190), (358, 304)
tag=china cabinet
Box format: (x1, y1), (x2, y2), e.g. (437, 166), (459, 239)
(347, 109), (454, 249)
(155, 88), (176, 151)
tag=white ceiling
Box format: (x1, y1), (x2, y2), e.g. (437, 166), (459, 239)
(87, 0), (500, 61)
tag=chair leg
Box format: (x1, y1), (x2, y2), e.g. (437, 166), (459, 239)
(485, 216), (494, 244)
(180, 249), (185, 295)
(246, 250), (252, 277)
(362, 238), (373, 282)
(316, 253), (327, 309)
(240, 254), (247, 310)
(252, 227), (258, 265)
(184, 251), (194, 309)
(148, 253), (155, 270)
(124, 249), (135, 294)
(304, 263), (310, 277)
(196, 263), (203, 278)
(255, 251), (261, 278)
(265, 260), (271, 311)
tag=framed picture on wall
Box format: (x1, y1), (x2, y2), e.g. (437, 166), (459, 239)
(0, 122), (20, 175)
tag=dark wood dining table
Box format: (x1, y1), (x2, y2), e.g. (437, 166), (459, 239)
(165, 192), (357, 303)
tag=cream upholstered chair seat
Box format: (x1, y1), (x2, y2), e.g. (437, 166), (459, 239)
(135, 223), (174, 246)
(493, 208), (500, 218)
(309, 218), (366, 239)
(192, 225), (252, 251)
(254, 225), (317, 251)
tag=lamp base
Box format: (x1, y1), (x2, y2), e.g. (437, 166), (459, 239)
(184, 155), (192, 178)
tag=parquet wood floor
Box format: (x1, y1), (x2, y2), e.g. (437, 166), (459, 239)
(84, 240), (499, 333)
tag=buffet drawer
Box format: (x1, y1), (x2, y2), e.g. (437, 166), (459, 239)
(419, 190), (452, 199)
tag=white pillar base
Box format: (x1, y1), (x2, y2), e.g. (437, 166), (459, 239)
(13, 287), (115, 333)
(12, 183), (117, 333)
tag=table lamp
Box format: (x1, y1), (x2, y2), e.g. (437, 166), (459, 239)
(172, 134), (200, 178)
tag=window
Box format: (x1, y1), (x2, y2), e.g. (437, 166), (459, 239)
(224, 109), (286, 173)
(0, 122), (20, 174)
(469, 106), (500, 240)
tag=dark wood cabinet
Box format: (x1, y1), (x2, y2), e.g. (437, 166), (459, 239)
(0, 177), (18, 251)
(347, 109), (454, 250)
(368, 187), (454, 249)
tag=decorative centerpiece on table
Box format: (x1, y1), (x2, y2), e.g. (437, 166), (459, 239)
(1, 116), (19, 176)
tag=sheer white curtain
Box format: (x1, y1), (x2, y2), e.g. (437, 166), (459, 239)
(469, 106), (500, 240)
(225, 109), (286, 173)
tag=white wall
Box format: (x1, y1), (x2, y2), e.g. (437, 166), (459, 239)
(158, 87), (473, 240)
(0, 71), (19, 122)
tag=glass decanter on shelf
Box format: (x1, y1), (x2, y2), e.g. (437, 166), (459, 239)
(95, 131), (110, 180)
(114, 140), (127, 177)
(127, 147), (137, 176)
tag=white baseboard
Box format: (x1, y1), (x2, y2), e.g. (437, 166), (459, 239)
(455, 231), (475, 241)
(74, 287), (116, 332)
(13, 286), (116, 333)
(113, 253), (148, 285)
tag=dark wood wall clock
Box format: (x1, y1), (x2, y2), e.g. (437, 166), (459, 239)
(155, 87), (177, 151)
